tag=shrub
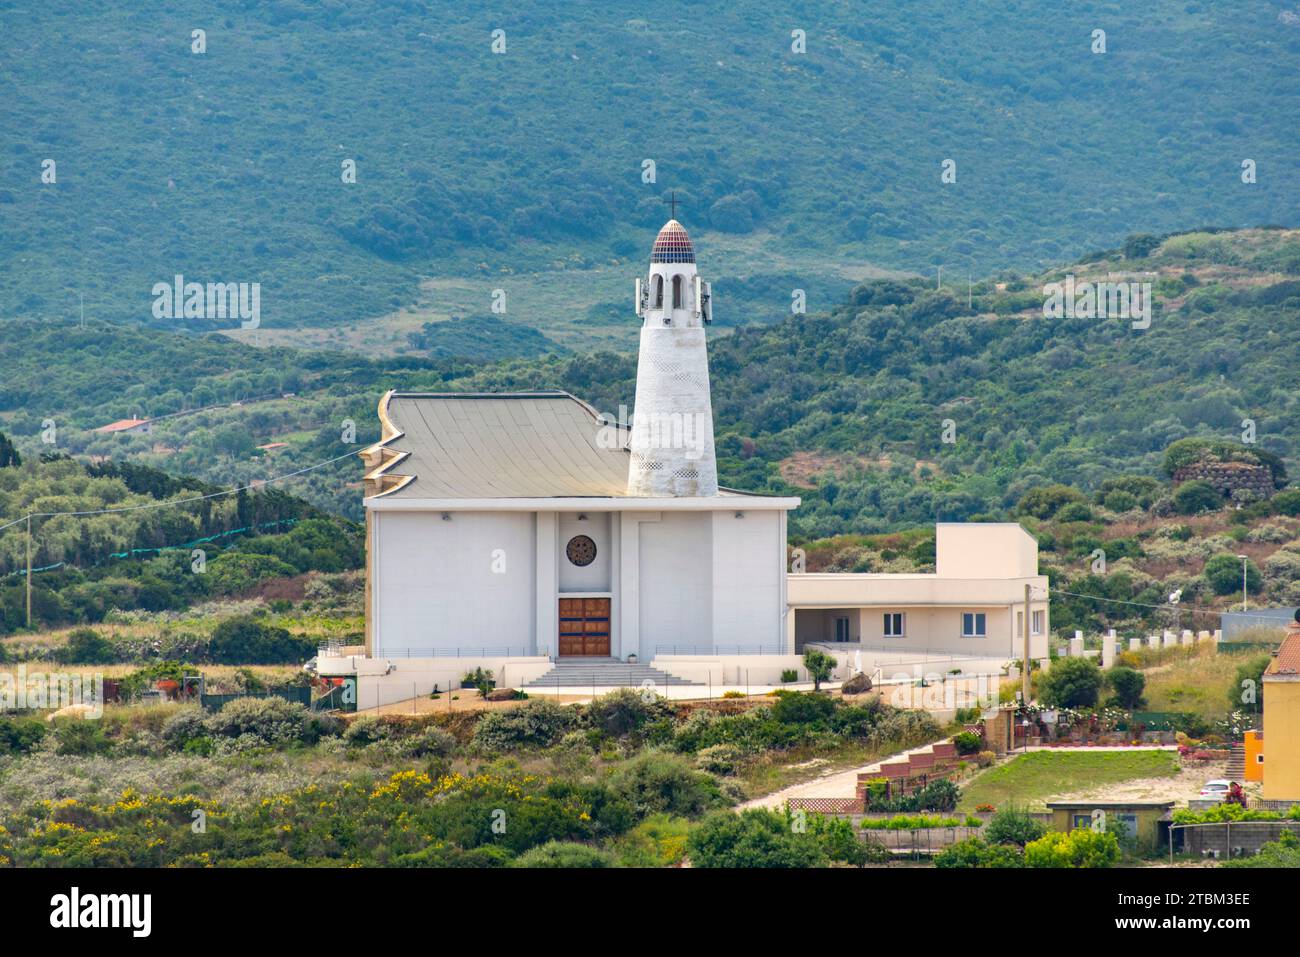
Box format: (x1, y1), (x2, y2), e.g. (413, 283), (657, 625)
(584, 688), (671, 738)
(984, 808), (1048, 847)
(610, 751), (726, 818)
(934, 837), (1024, 868)
(780, 669), (798, 683)
(343, 714), (391, 747)
(695, 743), (743, 775)
(54, 628), (117, 665)
(808, 813), (887, 866)
(1227, 655), (1271, 710)
(1024, 829), (1120, 868)
(687, 809), (825, 868)
(1107, 666), (1146, 709)
(0, 716), (48, 754)
(51, 719), (112, 756)
(399, 724), (456, 758)
(203, 697), (313, 745)
(471, 699), (574, 753)
(952, 731), (982, 755)
(1273, 489), (1300, 517)
(160, 705), (208, 748)
(1172, 480), (1222, 515)
(771, 690), (836, 726)
(1039, 657), (1103, 708)
(513, 840), (615, 868)
(871, 779), (960, 813)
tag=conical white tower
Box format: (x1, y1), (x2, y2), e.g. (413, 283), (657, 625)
(627, 219), (718, 496)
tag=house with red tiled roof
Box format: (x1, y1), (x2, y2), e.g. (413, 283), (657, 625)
(94, 418), (152, 435)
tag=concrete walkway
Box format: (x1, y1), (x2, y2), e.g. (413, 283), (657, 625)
(740, 739), (950, 810)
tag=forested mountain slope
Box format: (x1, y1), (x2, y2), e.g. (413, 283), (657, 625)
(2, 1), (1296, 335)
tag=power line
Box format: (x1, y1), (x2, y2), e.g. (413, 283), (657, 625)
(1048, 586), (1287, 625)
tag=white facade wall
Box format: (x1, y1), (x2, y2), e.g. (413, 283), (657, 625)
(636, 511), (712, 658)
(371, 510), (536, 657)
(710, 509), (785, 652)
(557, 512), (612, 592)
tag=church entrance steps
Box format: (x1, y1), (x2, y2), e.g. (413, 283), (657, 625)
(523, 657), (702, 688)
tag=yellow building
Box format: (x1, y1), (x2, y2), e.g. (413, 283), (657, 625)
(1262, 623), (1300, 801)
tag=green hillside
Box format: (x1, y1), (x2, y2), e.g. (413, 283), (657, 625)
(2, 226), (1298, 538)
(2, 1), (1297, 338)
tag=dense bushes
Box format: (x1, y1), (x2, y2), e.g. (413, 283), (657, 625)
(1023, 828), (1121, 868)
(0, 717), (47, 754)
(609, 751), (727, 818)
(207, 616), (317, 665)
(472, 699), (575, 753)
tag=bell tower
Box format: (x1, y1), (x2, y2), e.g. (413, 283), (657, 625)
(628, 215), (718, 496)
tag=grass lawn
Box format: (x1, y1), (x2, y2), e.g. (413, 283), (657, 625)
(1141, 650), (1266, 718)
(958, 750), (1180, 812)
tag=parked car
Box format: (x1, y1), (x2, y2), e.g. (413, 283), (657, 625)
(1199, 779), (1233, 798)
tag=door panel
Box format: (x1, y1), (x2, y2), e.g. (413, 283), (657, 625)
(559, 598), (610, 656)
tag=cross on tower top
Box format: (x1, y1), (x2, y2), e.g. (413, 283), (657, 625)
(663, 190), (682, 220)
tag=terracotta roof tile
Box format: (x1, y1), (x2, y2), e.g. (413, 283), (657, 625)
(1265, 631), (1300, 676)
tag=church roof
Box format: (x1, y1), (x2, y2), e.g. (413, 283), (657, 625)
(362, 391), (633, 499)
(651, 220), (695, 264)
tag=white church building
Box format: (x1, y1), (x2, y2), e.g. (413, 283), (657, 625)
(318, 218), (1048, 707)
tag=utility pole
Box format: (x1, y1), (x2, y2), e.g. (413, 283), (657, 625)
(937, 265), (942, 290)
(25, 514), (32, 628)
(1022, 583), (1032, 707)
(1238, 554), (1248, 612)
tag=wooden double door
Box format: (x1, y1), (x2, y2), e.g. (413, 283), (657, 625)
(559, 597), (611, 657)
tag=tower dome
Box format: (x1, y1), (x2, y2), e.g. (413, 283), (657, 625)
(651, 220), (696, 264)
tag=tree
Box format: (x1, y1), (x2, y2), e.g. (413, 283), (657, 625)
(1203, 553), (1260, 596)
(1038, 657), (1103, 708)
(802, 649), (835, 692)
(0, 432), (20, 468)
(1107, 666), (1146, 710)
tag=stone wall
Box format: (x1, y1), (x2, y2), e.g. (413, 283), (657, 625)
(1173, 460), (1275, 498)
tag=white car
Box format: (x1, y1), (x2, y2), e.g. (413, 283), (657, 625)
(1199, 779), (1233, 798)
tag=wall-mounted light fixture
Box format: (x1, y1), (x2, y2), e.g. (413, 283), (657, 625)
(577, 513), (588, 521)
(441, 513), (451, 521)
(734, 511), (745, 519)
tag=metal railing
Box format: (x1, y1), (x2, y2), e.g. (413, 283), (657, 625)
(653, 644), (786, 655)
(377, 647), (537, 658)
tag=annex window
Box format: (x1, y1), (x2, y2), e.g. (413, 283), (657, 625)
(1032, 610), (1045, 635)
(653, 275), (664, 308)
(962, 612), (986, 638)
(884, 613), (905, 637)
